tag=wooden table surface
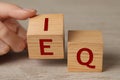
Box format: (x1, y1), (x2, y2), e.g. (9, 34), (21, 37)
(0, 0), (120, 80)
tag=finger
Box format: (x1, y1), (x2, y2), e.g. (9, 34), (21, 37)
(0, 21), (26, 52)
(0, 40), (10, 55)
(3, 18), (27, 49)
(3, 18), (27, 40)
(0, 2), (37, 20)
(17, 26), (27, 49)
(17, 25), (26, 40)
(3, 18), (18, 33)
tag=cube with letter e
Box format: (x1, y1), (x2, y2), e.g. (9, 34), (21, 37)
(27, 14), (64, 59)
(68, 30), (103, 72)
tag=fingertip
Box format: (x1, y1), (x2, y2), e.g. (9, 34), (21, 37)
(22, 8), (37, 18)
(13, 40), (26, 52)
(17, 26), (27, 40)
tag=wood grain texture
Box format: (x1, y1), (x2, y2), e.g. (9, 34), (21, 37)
(27, 14), (64, 59)
(68, 30), (103, 72)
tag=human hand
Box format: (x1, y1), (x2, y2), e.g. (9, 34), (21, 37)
(0, 2), (37, 55)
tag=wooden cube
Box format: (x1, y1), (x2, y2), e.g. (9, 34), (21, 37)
(68, 30), (103, 72)
(27, 14), (64, 59)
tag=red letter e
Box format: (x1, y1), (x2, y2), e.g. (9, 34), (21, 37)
(39, 39), (53, 55)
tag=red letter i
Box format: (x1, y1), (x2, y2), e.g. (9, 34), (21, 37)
(44, 18), (49, 31)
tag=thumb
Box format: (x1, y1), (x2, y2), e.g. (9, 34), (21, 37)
(0, 2), (37, 20)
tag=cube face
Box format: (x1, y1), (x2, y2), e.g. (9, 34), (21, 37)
(68, 30), (103, 72)
(27, 14), (64, 59)
(27, 14), (63, 35)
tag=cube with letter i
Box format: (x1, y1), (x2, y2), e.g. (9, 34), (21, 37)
(68, 30), (103, 72)
(27, 14), (64, 59)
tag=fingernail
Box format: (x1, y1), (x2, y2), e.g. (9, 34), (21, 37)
(23, 8), (36, 12)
